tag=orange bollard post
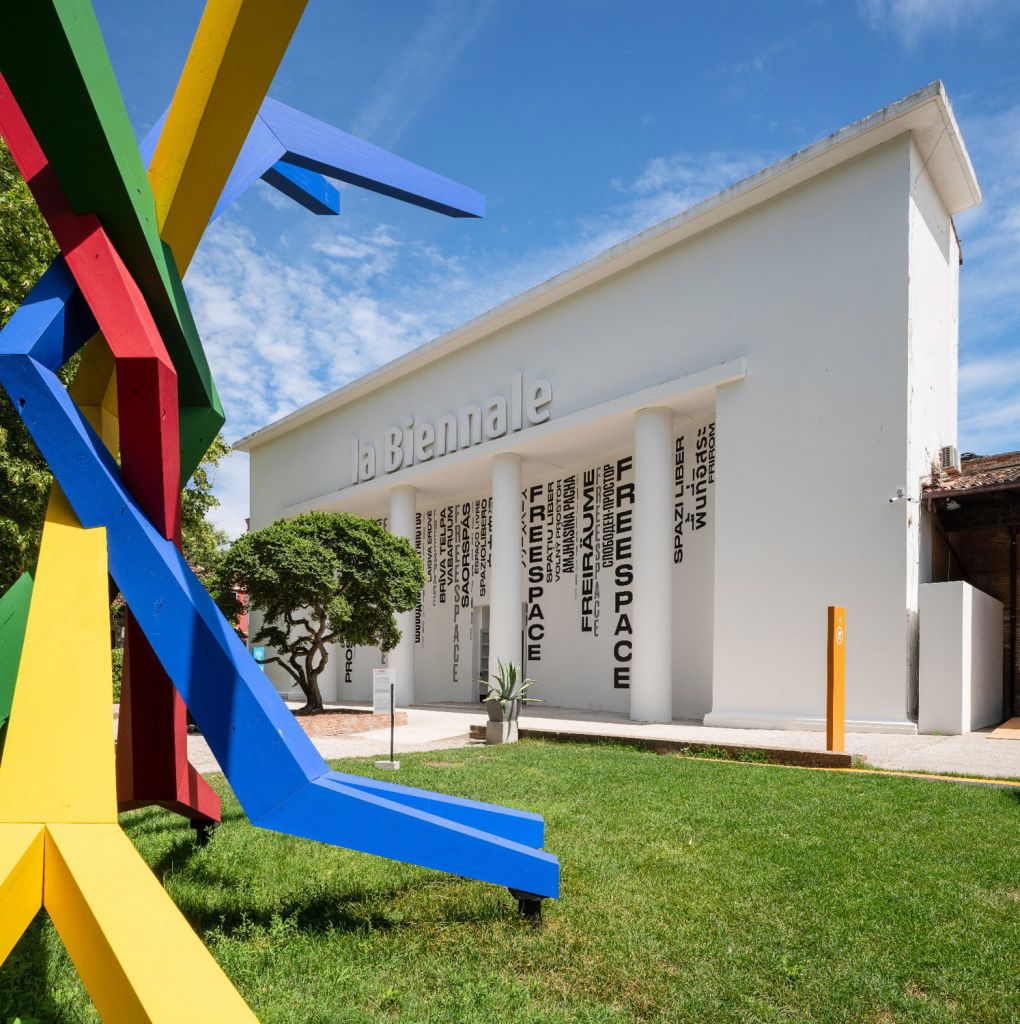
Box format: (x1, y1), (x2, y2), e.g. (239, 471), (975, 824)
(827, 606), (846, 752)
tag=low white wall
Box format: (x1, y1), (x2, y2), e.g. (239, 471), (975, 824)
(919, 581), (1003, 734)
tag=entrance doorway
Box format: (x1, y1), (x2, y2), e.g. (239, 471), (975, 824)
(473, 605), (489, 702)
(926, 453), (1020, 722)
(472, 603), (528, 702)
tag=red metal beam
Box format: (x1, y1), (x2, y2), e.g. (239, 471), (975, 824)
(0, 80), (218, 825)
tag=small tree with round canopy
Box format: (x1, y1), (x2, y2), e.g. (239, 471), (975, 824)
(213, 510), (424, 713)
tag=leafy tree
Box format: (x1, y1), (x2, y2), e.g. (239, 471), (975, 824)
(181, 432), (231, 582)
(0, 138), (59, 593)
(0, 140), (57, 323)
(212, 511), (425, 713)
(110, 432), (231, 645)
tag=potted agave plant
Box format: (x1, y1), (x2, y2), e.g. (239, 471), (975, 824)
(482, 660), (541, 744)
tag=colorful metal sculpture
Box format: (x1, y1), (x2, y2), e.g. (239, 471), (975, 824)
(0, 1), (557, 1017)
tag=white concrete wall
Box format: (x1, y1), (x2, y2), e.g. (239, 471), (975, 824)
(970, 587), (1005, 730)
(919, 581), (1003, 734)
(707, 137), (917, 731)
(250, 131), (958, 728)
(905, 137), (961, 718)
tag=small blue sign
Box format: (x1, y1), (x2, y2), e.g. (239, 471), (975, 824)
(252, 646), (266, 669)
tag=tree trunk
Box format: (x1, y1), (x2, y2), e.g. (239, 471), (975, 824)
(301, 670), (325, 714)
(299, 633), (329, 715)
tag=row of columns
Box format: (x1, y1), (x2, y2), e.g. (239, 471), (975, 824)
(385, 408), (676, 723)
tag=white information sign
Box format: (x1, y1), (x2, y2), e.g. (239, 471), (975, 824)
(372, 668), (395, 715)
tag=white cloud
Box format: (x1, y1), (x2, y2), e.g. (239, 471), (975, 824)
(954, 101), (1020, 454)
(723, 39), (793, 101)
(958, 351), (1020, 454)
(631, 151), (769, 201)
(959, 393), (1020, 454)
(184, 218), (441, 535)
(187, 219), (430, 441)
(860, 0), (1009, 47)
(960, 352), (1020, 396)
(351, 0), (497, 149)
(207, 450), (250, 538)
(496, 148), (773, 311)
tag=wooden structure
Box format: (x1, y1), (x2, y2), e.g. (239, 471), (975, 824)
(924, 451), (1020, 720)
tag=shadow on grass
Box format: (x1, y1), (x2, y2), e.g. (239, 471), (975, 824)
(145, 828), (208, 880)
(173, 871), (508, 938)
(0, 913), (69, 1023)
(120, 803), (247, 837)
(119, 799), (512, 938)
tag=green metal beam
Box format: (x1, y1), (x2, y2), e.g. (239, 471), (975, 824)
(0, 1), (223, 479)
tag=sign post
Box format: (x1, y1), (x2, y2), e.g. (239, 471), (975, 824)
(826, 606), (846, 752)
(373, 668), (399, 770)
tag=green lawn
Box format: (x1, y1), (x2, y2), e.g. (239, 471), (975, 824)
(3, 741), (1020, 1023)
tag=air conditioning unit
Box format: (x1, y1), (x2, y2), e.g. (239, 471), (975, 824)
(939, 444), (961, 475)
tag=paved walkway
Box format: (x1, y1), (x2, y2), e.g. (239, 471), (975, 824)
(181, 705), (476, 773)
(169, 702), (1020, 780)
(509, 705), (1020, 780)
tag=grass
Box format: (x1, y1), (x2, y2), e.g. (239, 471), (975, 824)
(2, 740), (1020, 1023)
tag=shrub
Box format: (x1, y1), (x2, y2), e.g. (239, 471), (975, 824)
(111, 647), (123, 704)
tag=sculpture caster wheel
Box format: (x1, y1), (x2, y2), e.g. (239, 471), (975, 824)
(508, 888), (544, 927)
(192, 821), (219, 848)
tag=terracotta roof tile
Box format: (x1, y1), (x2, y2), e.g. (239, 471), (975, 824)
(923, 450), (1020, 497)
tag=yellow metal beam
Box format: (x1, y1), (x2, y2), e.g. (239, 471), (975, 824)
(0, 501), (254, 1016)
(149, 0), (307, 273)
(64, 0), (307, 463)
(0, 490), (116, 824)
(45, 824), (256, 1023)
(70, 340), (119, 453)
(0, 823), (44, 963)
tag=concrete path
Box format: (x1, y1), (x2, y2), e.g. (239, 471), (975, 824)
(508, 705), (1020, 780)
(166, 702), (1020, 781)
(183, 704), (476, 774)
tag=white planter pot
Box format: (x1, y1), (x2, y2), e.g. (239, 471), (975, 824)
(486, 720), (519, 745)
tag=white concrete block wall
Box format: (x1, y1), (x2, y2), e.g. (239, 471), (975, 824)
(919, 581), (1004, 734)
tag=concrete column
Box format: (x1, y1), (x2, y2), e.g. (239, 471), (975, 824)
(389, 484), (417, 706)
(631, 407), (674, 723)
(490, 453), (523, 677)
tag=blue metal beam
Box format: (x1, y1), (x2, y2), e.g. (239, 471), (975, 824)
(139, 96), (484, 222)
(262, 159), (339, 216)
(139, 107), (339, 221)
(0, 267), (556, 899)
(259, 97), (484, 219)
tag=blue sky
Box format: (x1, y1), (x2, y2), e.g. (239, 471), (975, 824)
(92, 0), (1020, 536)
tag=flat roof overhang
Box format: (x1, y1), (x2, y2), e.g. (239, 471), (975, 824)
(284, 357), (746, 519)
